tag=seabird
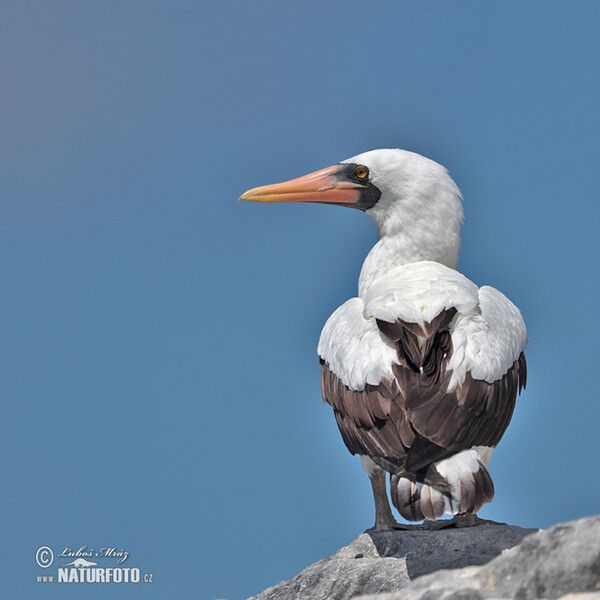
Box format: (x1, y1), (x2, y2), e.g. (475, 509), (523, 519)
(240, 149), (527, 530)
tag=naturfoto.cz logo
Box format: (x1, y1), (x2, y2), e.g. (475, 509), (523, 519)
(35, 545), (154, 584)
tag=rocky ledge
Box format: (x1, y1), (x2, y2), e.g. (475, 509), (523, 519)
(249, 516), (600, 600)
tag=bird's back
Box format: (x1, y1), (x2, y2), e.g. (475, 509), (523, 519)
(318, 260), (527, 520)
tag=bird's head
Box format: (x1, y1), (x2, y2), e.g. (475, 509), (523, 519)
(240, 149), (464, 267)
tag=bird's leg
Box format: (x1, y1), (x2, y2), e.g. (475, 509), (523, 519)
(360, 456), (418, 531)
(423, 513), (506, 530)
(367, 467), (417, 531)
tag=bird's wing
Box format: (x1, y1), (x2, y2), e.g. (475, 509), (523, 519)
(318, 262), (527, 477)
(318, 297), (416, 462)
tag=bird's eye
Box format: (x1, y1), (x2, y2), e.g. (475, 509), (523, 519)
(354, 166), (369, 180)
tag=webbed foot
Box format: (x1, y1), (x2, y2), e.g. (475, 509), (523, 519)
(367, 519), (421, 532)
(422, 514), (506, 530)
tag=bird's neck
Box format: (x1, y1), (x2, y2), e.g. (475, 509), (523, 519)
(358, 232), (460, 298)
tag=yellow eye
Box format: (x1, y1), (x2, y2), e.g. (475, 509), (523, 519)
(354, 166), (369, 180)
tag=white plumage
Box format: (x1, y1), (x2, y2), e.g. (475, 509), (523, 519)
(320, 260), (527, 393)
(448, 286), (528, 388)
(318, 297), (399, 391)
(362, 262), (479, 326)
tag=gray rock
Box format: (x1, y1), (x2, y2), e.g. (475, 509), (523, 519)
(357, 516), (600, 600)
(248, 522), (536, 600)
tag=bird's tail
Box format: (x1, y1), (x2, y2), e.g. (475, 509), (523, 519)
(389, 447), (495, 521)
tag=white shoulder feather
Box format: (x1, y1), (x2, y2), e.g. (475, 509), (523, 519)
(319, 263), (527, 393)
(447, 286), (528, 388)
(317, 298), (398, 391)
(362, 261), (479, 325)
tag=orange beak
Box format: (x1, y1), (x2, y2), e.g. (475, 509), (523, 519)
(239, 165), (363, 205)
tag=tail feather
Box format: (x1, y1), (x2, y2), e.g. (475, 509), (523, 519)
(420, 483), (447, 521)
(390, 446), (495, 521)
(390, 476), (425, 521)
(470, 460), (495, 513)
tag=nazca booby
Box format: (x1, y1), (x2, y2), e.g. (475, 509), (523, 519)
(240, 149), (527, 530)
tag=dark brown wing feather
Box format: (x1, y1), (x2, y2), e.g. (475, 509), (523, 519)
(320, 309), (526, 482)
(399, 352), (527, 452)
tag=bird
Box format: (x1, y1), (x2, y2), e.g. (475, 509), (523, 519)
(239, 149), (527, 530)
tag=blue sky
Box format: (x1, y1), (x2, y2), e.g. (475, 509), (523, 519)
(2, 2), (599, 599)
